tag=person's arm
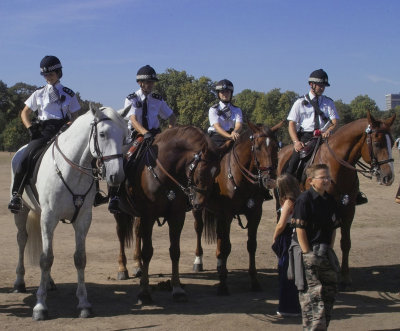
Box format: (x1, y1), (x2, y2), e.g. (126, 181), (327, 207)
(272, 199), (293, 242)
(168, 113), (176, 128)
(230, 121), (242, 141)
(288, 120), (303, 151)
(21, 105), (33, 128)
(213, 123), (232, 139)
(322, 118), (337, 138)
(130, 114), (148, 135)
(296, 227), (310, 253)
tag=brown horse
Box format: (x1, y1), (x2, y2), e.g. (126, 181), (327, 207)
(277, 111), (396, 287)
(114, 126), (226, 303)
(192, 122), (283, 295)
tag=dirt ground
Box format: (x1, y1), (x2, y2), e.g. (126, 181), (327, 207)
(0, 150), (399, 331)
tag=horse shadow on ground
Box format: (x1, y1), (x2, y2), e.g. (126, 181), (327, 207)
(0, 265), (398, 323)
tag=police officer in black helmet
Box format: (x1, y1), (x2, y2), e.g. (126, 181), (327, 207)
(105, 65), (176, 214)
(8, 55), (81, 213)
(208, 79), (243, 147)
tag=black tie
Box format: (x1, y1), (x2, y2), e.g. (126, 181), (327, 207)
(142, 97), (149, 130)
(311, 97), (321, 130)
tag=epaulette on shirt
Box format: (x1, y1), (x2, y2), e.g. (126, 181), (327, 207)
(211, 103), (219, 109)
(127, 92), (137, 101)
(151, 92), (163, 100)
(62, 87), (75, 97)
(36, 85), (45, 91)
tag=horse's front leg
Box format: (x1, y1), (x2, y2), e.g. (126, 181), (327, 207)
(168, 212), (187, 302)
(340, 207), (355, 288)
(245, 206), (262, 291)
(193, 209), (204, 272)
(13, 206), (29, 293)
(32, 212), (58, 321)
(132, 217), (143, 277)
(115, 212), (133, 280)
(216, 216), (232, 296)
(73, 213), (93, 318)
(137, 218), (154, 305)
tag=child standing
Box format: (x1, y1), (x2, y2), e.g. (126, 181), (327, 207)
(272, 174), (301, 317)
(290, 164), (340, 330)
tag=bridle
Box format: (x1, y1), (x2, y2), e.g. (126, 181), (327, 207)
(52, 116), (124, 222)
(325, 124), (393, 178)
(146, 147), (207, 208)
(229, 132), (276, 189)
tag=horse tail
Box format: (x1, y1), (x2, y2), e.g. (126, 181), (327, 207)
(116, 213), (134, 248)
(203, 209), (217, 244)
(26, 211), (42, 266)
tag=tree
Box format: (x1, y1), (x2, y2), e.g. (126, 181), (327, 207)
(349, 95), (379, 119)
(2, 117), (29, 151)
(334, 99), (354, 125)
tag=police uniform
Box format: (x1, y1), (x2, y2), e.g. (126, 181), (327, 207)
(291, 187), (340, 330)
(207, 101), (243, 146)
(124, 88), (173, 134)
(11, 83), (80, 196)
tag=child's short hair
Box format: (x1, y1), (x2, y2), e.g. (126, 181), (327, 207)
(306, 164), (329, 179)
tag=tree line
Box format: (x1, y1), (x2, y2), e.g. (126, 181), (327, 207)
(1, 69), (399, 151)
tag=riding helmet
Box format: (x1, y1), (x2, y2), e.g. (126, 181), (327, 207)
(215, 79), (234, 93)
(308, 69), (330, 86)
(136, 65), (159, 82)
(40, 55), (63, 78)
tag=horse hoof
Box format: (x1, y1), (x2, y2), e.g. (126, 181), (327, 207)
(132, 267), (142, 278)
(217, 284), (230, 296)
(79, 308), (93, 318)
(251, 281), (262, 292)
(172, 292), (188, 302)
(13, 283), (26, 293)
(32, 309), (49, 321)
(117, 271), (129, 280)
(193, 264), (203, 272)
(137, 292), (153, 305)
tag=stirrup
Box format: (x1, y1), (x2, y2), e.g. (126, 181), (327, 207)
(356, 191), (368, 205)
(8, 194), (22, 214)
(93, 192), (109, 207)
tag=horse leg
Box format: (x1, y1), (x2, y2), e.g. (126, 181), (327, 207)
(137, 218), (154, 305)
(168, 213), (187, 302)
(340, 208), (355, 288)
(73, 213), (93, 318)
(245, 209), (262, 291)
(13, 206), (29, 293)
(32, 211), (58, 321)
(193, 209), (204, 272)
(215, 217), (232, 296)
(132, 217), (143, 278)
(115, 212), (133, 280)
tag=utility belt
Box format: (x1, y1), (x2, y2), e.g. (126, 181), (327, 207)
(297, 130), (321, 141)
(131, 127), (161, 140)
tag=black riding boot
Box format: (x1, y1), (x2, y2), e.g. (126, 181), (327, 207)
(108, 186), (120, 214)
(356, 191), (368, 205)
(8, 171), (25, 214)
(93, 180), (109, 207)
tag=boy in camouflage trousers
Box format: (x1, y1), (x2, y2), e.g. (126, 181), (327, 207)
(291, 164), (340, 330)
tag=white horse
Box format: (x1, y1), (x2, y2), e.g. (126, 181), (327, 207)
(10, 106), (129, 320)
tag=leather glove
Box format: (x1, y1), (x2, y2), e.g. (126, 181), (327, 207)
(28, 123), (41, 140)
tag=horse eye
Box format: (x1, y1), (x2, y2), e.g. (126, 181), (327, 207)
(99, 132), (106, 138)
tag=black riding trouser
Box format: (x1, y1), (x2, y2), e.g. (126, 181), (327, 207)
(286, 131), (314, 176)
(12, 119), (66, 194)
(209, 129), (233, 147)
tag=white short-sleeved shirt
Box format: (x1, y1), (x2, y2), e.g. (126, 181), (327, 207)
(287, 92), (339, 132)
(25, 83), (80, 121)
(124, 88), (173, 130)
(207, 101), (243, 134)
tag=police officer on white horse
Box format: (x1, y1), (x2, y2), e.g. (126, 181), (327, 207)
(8, 55), (81, 213)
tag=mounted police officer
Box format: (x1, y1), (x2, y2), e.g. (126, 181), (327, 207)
(8, 55), (81, 214)
(208, 79), (243, 147)
(286, 69), (367, 205)
(105, 65), (176, 214)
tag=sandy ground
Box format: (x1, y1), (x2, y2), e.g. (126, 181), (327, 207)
(0, 150), (399, 331)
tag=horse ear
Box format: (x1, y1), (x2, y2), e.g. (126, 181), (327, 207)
(385, 113), (396, 127)
(271, 120), (285, 132)
(89, 103), (102, 117)
(118, 105), (131, 118)
(367, 111), (379, 127)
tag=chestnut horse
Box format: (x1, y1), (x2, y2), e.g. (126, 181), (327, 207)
(114, 126), (224, 303)
(192, 122), (282, 295)
(277, 111), (396, 287)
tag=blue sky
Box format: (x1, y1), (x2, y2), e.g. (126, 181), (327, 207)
(1, 0), (399, 111)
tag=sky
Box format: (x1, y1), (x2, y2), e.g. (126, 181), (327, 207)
(1, 0), (399, 111)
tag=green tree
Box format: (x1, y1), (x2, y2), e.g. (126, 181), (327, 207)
(334, 99), (353, 125)
(233, 89), (262, 122)
(2, 117), (29, 151)
(349, 95), (380, 119)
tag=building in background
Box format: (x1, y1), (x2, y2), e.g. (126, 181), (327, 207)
(385, 93), (400, 110)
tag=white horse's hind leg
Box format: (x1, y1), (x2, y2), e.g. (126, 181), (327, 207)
(73, 213), (93, 318)
(32, 211), (58, 321)
(13, 206), (29, 293)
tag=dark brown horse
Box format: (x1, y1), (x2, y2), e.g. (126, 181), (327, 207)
(277, 111), (396, 287)
(192, 122), (283, 295)
(114, 126), (225, 303)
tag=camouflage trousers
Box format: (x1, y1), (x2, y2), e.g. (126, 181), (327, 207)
(299, 252), (338, 330)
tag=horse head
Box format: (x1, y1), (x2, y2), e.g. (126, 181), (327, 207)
(246, 121), (283, 189)
(89, 105), (129, 187)
(360, 111), (396, 185)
